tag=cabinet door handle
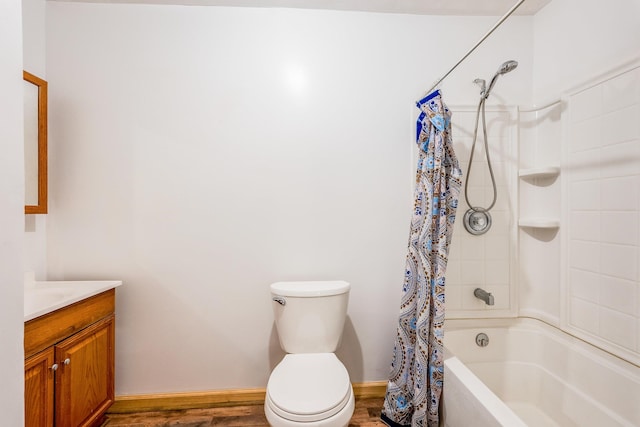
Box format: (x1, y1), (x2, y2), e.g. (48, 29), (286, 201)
(50, 363), (58, 371)
(63, 358), (71, 365)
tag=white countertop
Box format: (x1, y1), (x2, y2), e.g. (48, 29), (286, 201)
(24, 280), (123, 322)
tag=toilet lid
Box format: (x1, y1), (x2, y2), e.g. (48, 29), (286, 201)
(267, 353), (351, 422)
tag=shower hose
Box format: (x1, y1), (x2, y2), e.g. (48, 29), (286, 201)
(464, 96), (498, 214)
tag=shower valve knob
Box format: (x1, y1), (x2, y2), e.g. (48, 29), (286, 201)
(464, 209), (492, 235)
(476, 333), (489, 347)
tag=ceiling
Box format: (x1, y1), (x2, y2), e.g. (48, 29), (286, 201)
(50, 0), (553, 16)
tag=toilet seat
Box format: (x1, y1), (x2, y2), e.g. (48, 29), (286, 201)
(267, 353), (351, 422)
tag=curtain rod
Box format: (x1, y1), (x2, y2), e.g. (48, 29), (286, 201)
(424, 0), (526, 96)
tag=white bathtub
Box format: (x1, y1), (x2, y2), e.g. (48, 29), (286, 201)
(441, 318), (640, 427)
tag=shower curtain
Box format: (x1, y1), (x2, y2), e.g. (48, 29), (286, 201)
(381, 90), (462, 427)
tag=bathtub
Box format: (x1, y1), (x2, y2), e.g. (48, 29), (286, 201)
(441, 318), (640, 427)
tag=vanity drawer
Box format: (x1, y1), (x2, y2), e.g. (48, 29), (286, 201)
(24, 289), (115, 359)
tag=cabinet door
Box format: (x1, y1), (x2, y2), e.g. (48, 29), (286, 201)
(55, 315), (115, 427)
(25, 347), (55, 427)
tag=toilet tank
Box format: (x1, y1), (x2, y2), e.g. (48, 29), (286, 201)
(270, 281), (350, 353)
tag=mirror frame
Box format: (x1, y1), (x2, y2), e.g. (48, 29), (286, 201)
(24, 70), (48, 214)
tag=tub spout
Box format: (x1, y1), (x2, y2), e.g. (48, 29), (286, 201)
(474, 288), (494, 306)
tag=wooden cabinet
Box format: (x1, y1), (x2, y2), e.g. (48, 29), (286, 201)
(55, 316), (115, 427)
(25, 348), (55, 427)
(25, 290), (116, 427)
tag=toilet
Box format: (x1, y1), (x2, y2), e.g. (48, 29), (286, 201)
(265, 281), (355, 427)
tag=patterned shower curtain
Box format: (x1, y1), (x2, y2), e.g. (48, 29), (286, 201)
(381, 90), (462, 427)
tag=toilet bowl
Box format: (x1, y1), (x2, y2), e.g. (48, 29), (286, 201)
(265, 354), (354, 427)
(266, 281), (354, 427)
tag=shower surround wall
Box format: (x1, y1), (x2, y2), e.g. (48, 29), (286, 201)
(516, 62), (640, 366)
(518, 102), (562, 326)
(445, 107), (518, 318)
(523, 0), (640, 365)
(564, 64), (640, 365)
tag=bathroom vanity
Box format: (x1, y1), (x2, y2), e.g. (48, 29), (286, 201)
(24, 281), (122, 427)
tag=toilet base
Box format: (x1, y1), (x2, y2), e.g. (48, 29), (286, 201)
(264, 385), (355, 427)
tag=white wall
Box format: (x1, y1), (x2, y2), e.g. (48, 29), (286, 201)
(519, 0), (640, 329)
(532, 0), (640, 101)
(45, 3), (532, 394)
(23, 0), (48, 280)
(22, 0), (45, 75)
(0, 0), (26, 424)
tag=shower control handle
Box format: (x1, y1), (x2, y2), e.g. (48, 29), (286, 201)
(272, 296), (286, 306)
(476, 333), (489, 347)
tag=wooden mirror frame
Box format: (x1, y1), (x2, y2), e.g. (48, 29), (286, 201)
(24, 71), (48, 214)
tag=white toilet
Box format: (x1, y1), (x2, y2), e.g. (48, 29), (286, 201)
(265, 280), (355, 427)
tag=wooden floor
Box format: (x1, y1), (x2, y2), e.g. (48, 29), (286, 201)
(103, 397), (387, 427)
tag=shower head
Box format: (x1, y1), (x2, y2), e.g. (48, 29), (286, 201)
(484, 60), (518, 99)
(497, 60), (518, 75)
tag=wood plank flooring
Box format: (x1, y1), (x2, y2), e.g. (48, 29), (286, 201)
(103, 397), (387, 426)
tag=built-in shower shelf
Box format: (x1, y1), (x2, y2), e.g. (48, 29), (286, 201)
(518, 167), (560, 179)
(518, 218), (560, 229)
